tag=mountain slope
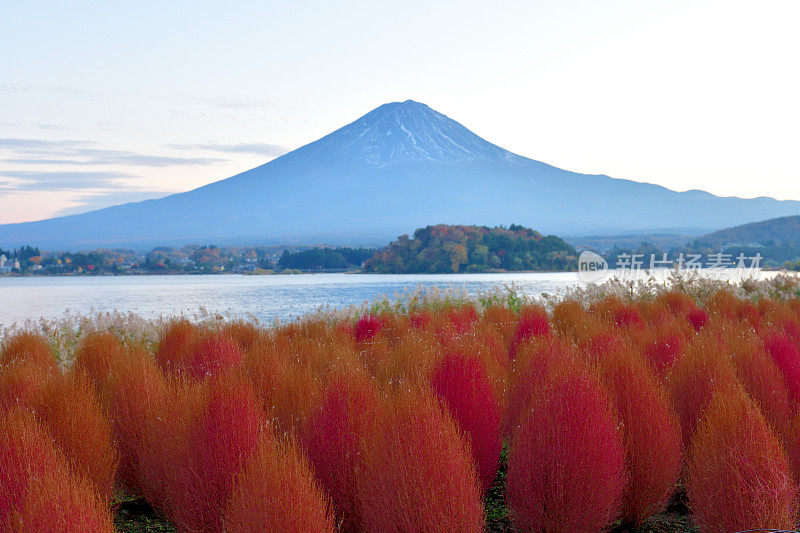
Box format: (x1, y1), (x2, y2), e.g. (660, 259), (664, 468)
(2, 100), (800, 250)
(694, 215), (800, 247)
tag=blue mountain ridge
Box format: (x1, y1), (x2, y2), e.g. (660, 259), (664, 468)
(1, 100), (798, 250)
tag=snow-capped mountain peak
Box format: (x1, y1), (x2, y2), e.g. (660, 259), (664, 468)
(296, 99), (514, 167)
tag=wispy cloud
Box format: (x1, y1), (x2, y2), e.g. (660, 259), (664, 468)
(0, 170), (132, 192)
(91, 153), (224, 166)
(3, 159), (93, 165)
(0, 135), (268, 219)
(0, 166), (179, 218)
(0, 138), (226, 166)
(168, 142), (288, 157)
(54, 189), (176, 217)
(0, 134), (240, 221)
(3, 154), (224, 167)
(0, 138), (93, 150)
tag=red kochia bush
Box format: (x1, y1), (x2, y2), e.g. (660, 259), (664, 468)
(642, 333), (683, 378)
(446, 305), (479, 335)
(686, 307), (709, 331)
(0, 407), (115, 532)
(0, 406), (57, 524)
(763, 331), (800, 403)
(185, 372), (266, 531)
(186, 332), (243, 379)
(599, 351), (682, 524)
(724, 329), (793, 436)
(132, 377), (203, 528)
(515, 305), (550, 338)
(738, 301), (763, 330)
(409, 310), (432, 330)
(221, 320), (261, 351)
(505, 337), (576, 438)
(481, 305), (516, 341)
(303, 372), (379, 531)
(431, 353), (501, 492)
(224, 436), (334, 532)
(784, 413), (800, 484)
(613, 304), (644, 329)
(0, 358), (117, 500)
(688, 389), (798, 532)
(655, 291), (694, 315)
(633, 320), (686, 378)
(358, 388), (485, 532)
(508, 306), (550, 359)
(353, 314), (383, 342)
(8, 473), (114, 533)
(592, 297), (644, 330)
(581, 332), (628, 367)
(779, 314), (800, 340)
(507, 363), (627, 532)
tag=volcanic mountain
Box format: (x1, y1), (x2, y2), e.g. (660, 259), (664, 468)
(2, 100), (800, 249)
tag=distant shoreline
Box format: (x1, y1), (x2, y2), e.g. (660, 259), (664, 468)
(0, 267), (579, 278)
(1, 266), (793, 280)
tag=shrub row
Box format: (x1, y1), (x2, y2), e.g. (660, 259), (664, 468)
(2, 288), (800, 531)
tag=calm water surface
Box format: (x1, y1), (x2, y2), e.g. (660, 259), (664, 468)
(0, 270), (776, 325)
(0, 272), (582, 325)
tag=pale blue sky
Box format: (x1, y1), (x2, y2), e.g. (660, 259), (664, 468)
(1, 0), (799, 223)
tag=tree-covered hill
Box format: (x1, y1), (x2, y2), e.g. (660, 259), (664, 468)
(594, 215), (800, 269)
(693, 215), (800, 248)
(363, 224), (577, 273)
(277, 247), (376, 271)
(684, 215), (800, 267)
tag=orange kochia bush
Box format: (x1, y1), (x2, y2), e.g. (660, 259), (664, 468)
(688, 388), (798, 532)
(1, 332), (55, 369)
(0, 407), (115, 532)
(357, 387), (485, 532)
(597, 348), (682, 525)
(665, 333), (739, 449)
(224, 435), (334, 532)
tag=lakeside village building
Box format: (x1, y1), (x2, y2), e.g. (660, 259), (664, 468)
(0, 255), (21, 274)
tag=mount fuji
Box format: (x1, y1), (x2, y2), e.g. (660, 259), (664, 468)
(2, 100), (799, 249)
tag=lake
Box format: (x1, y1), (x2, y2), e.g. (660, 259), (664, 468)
(0, 270), (772, 325)
(0, 272), (583, 325)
